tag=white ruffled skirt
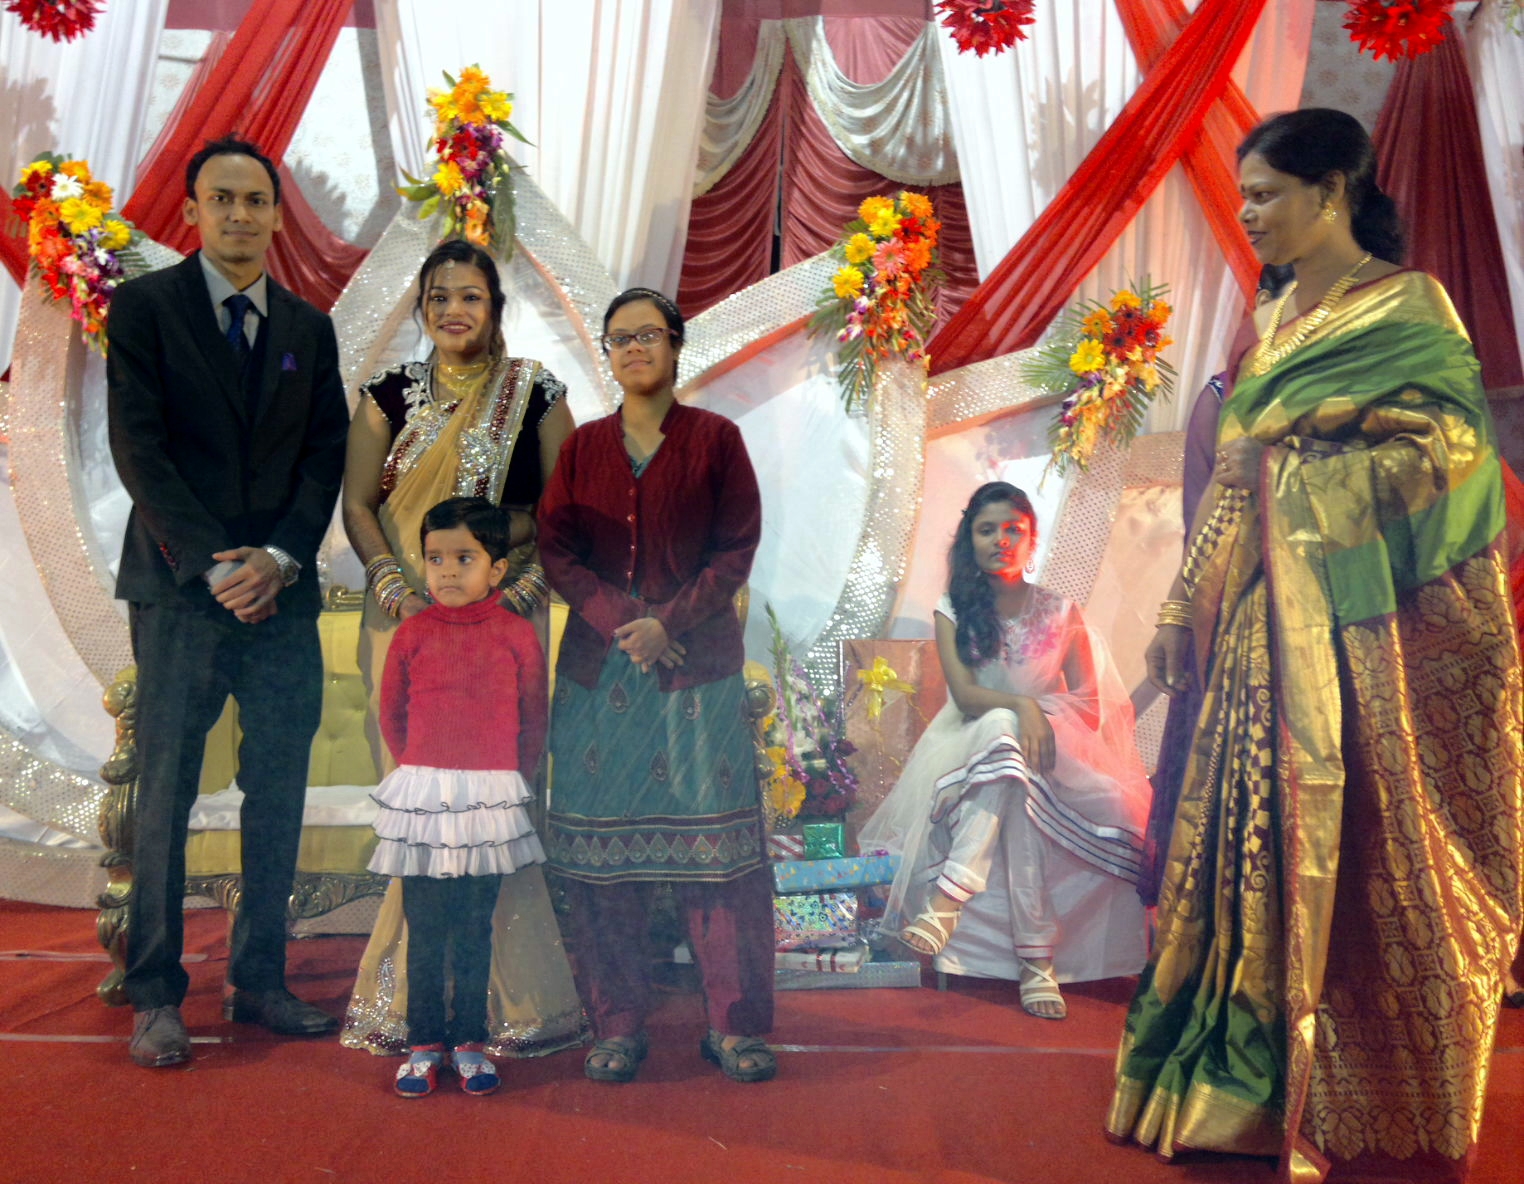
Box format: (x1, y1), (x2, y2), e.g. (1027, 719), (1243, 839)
(367, 765), (546, 879)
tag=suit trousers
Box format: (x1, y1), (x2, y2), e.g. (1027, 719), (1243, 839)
(559, 866), (775, 1040)
(123, 599), (323, 1010)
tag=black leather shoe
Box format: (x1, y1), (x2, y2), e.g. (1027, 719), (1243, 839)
(130, 1004), (191, 1067)
(222, 987), (338, 1036)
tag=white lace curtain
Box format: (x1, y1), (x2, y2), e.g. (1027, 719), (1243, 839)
(375, 0), (719, 296)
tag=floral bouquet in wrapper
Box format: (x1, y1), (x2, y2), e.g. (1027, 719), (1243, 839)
(762, 606), (858, 825)
(1024, 279), (1176, 478)
(11, 153), (144, 353)
(398, 65), (529, 256)
(934, 0), (1036, 57)
(807, 191), (944, 413)
(4, 0), (101, 42)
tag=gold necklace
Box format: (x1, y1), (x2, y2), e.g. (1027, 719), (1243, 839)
(437, 358), (490, 383)
(1249, 252), (1372, 377)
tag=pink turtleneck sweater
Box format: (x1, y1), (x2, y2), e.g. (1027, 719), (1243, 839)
(379, 598), (548, 772)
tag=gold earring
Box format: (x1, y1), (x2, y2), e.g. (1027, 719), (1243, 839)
(1321, 205), (1338, 224)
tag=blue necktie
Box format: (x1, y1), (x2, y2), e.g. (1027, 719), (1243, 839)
(223, 293), (254, 368)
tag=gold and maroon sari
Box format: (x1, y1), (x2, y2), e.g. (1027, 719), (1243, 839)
(1107, 271), (1524, 1182)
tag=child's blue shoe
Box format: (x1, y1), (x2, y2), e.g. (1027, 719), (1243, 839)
(394, 1043), (444, 1098)
(450, 1043), (500, 1096)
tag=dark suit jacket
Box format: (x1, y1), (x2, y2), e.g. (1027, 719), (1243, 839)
(106, 254), (349, 616)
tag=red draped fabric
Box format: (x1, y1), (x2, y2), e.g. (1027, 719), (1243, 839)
(1115, 0), (1260, 298)
(1, 192), (26, 285)
(927, 0), (1268, 375)
(1372, 31), (1524, 396)
(121, 0), (354, 254)
(677, 14), (978, 319)
(266, 163), (369, 312)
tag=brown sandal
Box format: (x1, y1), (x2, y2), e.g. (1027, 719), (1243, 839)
(701, 1030), (777, 1083)
(583, 1032), (648, 1083)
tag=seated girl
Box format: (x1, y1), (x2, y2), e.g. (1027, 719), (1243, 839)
(859, 482), (1152, 1018)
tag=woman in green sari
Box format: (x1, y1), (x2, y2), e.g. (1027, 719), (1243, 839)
(1107, 109), (1523, 1182)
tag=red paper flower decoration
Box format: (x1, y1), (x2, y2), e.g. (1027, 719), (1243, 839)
(4, 0), (102, 43)
(935, 0), (1036, 58)
(1342, 0), (1454, 63)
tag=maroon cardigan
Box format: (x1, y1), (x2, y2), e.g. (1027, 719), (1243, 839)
(538, 402), (761, 691)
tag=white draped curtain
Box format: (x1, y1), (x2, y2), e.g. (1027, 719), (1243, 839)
(785, 17), (959, 186)
(376, 0), (719, 295)
(938, 0), (1317, 431)
(1463, 3), (1524, 377)
(0, 3), (169, 842)
(695, 20), (785, 196)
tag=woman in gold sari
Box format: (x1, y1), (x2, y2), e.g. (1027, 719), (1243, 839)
(1107, 109), (1523, 1182)
(338, 238), (584, 1060)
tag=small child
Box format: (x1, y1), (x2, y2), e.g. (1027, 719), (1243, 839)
(367, 496), (548, 1097)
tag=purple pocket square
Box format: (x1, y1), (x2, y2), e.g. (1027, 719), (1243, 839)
(281, 352), (298, 372)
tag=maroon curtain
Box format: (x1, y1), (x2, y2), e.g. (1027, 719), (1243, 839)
(1373, 30), (1523, 395)
(1, 192), (26, 286)
(926, 0), (1268, 375)
(678, 14), (977, 320)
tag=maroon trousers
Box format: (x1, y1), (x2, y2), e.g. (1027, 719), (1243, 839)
(560, 866), (775, 1039)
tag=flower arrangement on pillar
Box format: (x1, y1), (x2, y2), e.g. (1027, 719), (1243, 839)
(10, 154), (144, 352)
(397, 65), (530, 257)
(1022, 280), (1176, 478)
(807, 192), (943, 414)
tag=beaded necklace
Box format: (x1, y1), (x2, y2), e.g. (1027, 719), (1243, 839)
(1247, 252), (1372, 378)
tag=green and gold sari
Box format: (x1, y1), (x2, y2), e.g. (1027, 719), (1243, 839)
(1107, 272), (1524, 1182)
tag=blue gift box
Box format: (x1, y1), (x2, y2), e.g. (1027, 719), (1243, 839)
(772, 854), (900, 895)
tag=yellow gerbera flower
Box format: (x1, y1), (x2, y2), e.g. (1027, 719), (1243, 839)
(832, 265), (865, 300)
(20, 159), (53, 183)
(858, 195), (894, 225)
(99, 219), (132, 251)
(1110, 289), (1142, 312)
(1069, 339), (1107, 375)
(843, 233), (875, 265)
(59, 197), (103, 235)
(478, 90), (513, 123)
(432, 161), (466, 197)
(428, 89), (460, 124)
(868, 209), (900, 239)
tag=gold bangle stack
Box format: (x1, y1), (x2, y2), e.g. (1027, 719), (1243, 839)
(366, 553), (417, 618)
(1156, 599), (1193, 629)
(500, 563), (550, 617)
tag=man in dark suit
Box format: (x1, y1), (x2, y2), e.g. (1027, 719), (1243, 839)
(106, 137), (350, 1067)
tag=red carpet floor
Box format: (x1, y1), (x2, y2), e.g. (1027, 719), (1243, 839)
(3, 899), (1521, 1184)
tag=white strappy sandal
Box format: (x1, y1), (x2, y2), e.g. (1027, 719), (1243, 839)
(900, 903), (962, 956)
(1018, 958), (1067, 1020)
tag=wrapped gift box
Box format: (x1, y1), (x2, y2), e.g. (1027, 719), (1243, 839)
(774, 940), (869, 973)
(774, 891), (858, 951)
(802, 820), (845, 859)
(840, 640), (946, 824)
(767, 833), (807, 861)
(773, 854), (900, 895)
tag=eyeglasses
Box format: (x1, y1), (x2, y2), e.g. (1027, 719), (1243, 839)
(601, 327), (674, 352)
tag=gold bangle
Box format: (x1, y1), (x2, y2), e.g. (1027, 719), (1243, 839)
(1156, 599), (1193, 629)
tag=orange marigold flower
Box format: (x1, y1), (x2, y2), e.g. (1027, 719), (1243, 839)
(59, 160), (91, 181)
(1081, 308), (1112, 338)
(903, 238), (933, 273)
(859, 195), (895, 225)
(83, 180), (114, 209)
(899, 191), (934, 221)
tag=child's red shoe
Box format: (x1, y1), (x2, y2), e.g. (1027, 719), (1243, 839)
(394, 1043), (445, 1097)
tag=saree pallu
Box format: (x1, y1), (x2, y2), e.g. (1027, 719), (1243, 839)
(1108, 272), (1524, 1182)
